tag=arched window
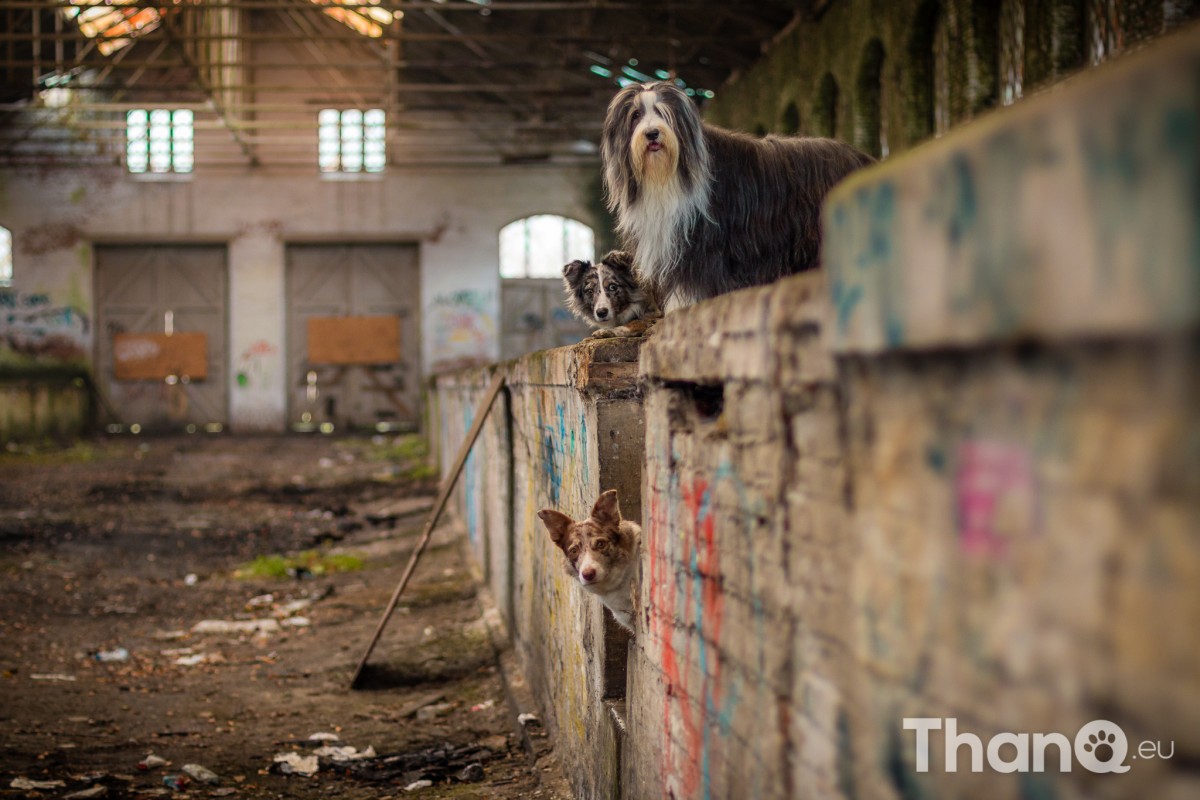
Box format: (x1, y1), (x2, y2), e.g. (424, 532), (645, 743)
(855, 39), (887, 158)
(814, 73), (839, 139)
(499, 215), (595, 279)
(906, 0), (948, 142)
(782, 101), (801, 135)
(0, 225), (11, 287)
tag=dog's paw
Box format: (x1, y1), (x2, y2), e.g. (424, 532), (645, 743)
(589, 328), (619, 339)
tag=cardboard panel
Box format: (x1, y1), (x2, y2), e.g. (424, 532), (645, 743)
(113, 332), (208, 381)
(306, 315), (401, 365)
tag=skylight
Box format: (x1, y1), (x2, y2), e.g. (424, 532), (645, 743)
(319, 109), (386, 174)
(61, 1), (163, 57)
(310, 0), (397, 38)
(61, 1), (396, 56)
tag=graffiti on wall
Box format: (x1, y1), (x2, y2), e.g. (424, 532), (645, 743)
(235, 339), (279, 390)
(429, 289), (496, 374)
(647, 456), (748, 799)
(954, 439), (1039, 558)
(0, 289), (89, 363)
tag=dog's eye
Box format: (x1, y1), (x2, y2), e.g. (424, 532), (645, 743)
(607, 283), (619, 293)
(593, 539), (608, 551)
(631, 110), (642, 122)
(567, 544), (581, 557)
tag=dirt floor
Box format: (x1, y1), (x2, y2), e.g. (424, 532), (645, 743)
(0, 435), (571, 800)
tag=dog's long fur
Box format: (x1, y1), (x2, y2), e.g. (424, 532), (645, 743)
(538, 489), (639, 631)
(562, 250), (660, 338)
(601, 81), (874, 307)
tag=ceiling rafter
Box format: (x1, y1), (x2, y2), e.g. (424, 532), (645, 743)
(0, 0), (809, 167)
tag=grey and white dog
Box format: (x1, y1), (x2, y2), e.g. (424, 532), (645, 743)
(601, 81), (874, 308)
(562, 249), (659, 338)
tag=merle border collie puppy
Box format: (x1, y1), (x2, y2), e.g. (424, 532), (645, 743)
(601, 81), (874, 308)
(538, 489), (639, 631)
(562, 249), (659, 338)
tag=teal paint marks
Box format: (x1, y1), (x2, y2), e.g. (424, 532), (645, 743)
(1019, 773), (1058, 800)
(827, 179), (902, 344)
(462, 402), (479, 544)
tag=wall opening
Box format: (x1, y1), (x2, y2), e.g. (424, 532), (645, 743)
(782, 101), (801, 135)
(855, 39), (887, 158)
(813, 73), (840, 138)
(906, 0), (945, 142)
(0, 225), (11, 287)
(999, 0), (1026, 105)
(1086, 0), (1123, 64)
(498, 215), (593, 359)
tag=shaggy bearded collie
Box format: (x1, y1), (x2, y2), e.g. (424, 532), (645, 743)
(601, 81), (873, 308)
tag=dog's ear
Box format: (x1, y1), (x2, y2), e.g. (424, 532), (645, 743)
(602, 250), (634, 273)
(537, 509), (574, 546)
(590, 490), (621, 528)
(562, 259), (590, 283)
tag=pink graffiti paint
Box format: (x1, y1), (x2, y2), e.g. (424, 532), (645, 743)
(954, 440), (1038, 558)
(239, 340), (278, 359)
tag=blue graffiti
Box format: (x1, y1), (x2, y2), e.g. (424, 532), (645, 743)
(462, 404), (479, 544)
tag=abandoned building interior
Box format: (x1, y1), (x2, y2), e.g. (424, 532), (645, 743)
(1, 1), (1199, 799)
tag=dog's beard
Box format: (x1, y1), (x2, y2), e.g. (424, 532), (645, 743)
(621, 126), (698, 291)
(630, 121), (679, 186)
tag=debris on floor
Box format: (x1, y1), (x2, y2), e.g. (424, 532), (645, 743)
(0, 436), (569, 799)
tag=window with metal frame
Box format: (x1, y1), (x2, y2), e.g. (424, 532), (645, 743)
(126, 109), (194, 174)
(319, 109), (387, 174)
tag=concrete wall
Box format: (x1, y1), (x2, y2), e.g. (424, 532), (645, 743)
(0, 368), (93, 442)
(704, 0), (1199, 156)
(0, 163), (599, 433)
(434, 338), (645, 800)
(433, 25), (1199, 800)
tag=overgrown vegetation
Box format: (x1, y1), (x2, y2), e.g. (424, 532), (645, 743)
(366, 434), (439, 481)
(234, 549), (364, 580)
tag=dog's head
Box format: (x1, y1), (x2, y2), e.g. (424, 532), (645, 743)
(538, 490), (633, 592)
(601, 81), (708, 207)
(562, 251), (645, 327)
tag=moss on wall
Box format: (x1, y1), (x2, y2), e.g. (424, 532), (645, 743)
(705, 0), (1197, 156)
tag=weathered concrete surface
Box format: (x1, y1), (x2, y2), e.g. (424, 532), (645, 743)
(432, 27), (1200, 800)
(634, 273), (853, 800)
(825, 24), (1200, 354)
(434, 337), (645, 800)
(0, 370), (93, 442)
(841, 337), (1199, 800)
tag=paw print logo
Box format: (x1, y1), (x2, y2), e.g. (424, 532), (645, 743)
(1075, 720), (1131, 773)
(1084, 730), (1118, 763)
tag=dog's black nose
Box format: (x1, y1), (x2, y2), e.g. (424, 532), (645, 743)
(596, 308), (610, 320)
(645, 128), (659, 142)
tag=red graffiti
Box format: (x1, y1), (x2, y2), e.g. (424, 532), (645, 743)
(649, 475), (726, 797)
